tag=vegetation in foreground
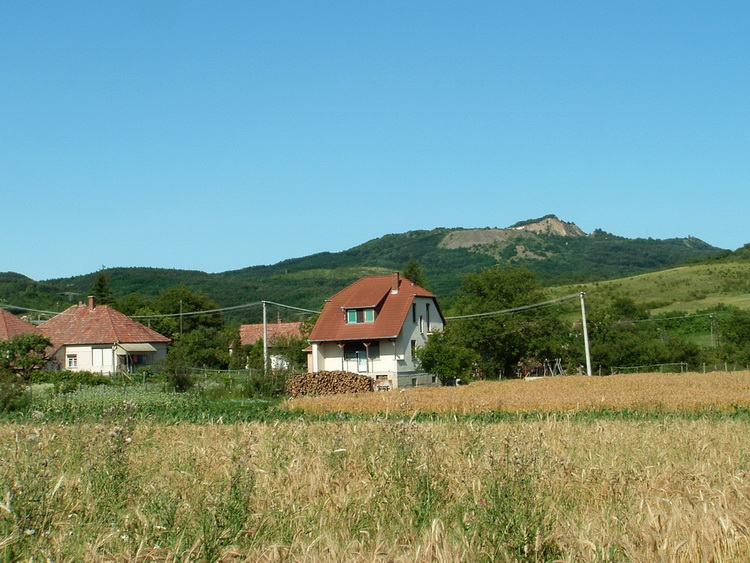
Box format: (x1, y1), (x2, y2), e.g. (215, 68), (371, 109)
(1, 372), (750, 560)
(2, 416), (750, 561)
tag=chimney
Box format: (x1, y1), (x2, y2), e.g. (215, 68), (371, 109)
(88, 295), (96, 309)
(391, 272), (400, 294)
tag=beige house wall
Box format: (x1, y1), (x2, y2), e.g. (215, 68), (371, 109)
(54, 342), (167, 375)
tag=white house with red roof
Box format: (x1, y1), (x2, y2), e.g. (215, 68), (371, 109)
(308, 273), (445, 389)
(39, 296), (170, 375)
(0, 308), (41, 341)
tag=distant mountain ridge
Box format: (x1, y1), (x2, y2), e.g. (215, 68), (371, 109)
(0, 215), (728, 321)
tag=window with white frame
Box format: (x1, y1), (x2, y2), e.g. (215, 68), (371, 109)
(66, 354), (78, 368)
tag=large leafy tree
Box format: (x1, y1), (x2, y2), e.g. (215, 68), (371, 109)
(0, 332), (50, 411)
(151, 286), (227, 369)
(718, 308), (750, 364)
(450, 265), (568, 378)
(584, 295), (707, 371)
(0, 332), (51, 382)
(153, 285), (224, 338)
(416, 330), (478, 383)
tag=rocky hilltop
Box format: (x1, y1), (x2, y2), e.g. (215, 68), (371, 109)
(439, 215), (586, 260)
(509, 215), (585, 237)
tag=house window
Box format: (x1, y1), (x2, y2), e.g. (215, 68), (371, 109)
(346, 308), (375, 324)
(412, 303), (416, 323)
(419, 315), (424, 333)
(66, 354), (78, 368)
(410, 339), (416, 359)
(426, 303), (431, 332)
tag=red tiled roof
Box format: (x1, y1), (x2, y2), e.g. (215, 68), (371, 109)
(0, 309), (40, 340)
(239, 321), (304, 346)
(39, 300), (170, 351)
(308, 273), (442, 342)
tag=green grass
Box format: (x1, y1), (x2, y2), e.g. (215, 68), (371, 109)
(8, 383), (750, 426)
(553, 261), (750, 314)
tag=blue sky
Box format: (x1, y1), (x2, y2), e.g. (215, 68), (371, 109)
(3, 1), (748, 281)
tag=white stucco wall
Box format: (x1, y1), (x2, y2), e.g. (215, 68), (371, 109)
(398, 296), (445, 370)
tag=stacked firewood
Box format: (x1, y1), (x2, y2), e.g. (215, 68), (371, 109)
(285, 370), (373, 397)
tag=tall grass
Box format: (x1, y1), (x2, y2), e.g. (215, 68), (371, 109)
(2, 419), (750, 560)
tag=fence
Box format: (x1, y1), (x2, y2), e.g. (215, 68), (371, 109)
(608, 362), (750, 375)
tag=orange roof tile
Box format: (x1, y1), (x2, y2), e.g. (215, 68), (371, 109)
(0, 309), (41, 340)
(39, 299), (170, 351)
(239, 321), (304, 346)
(308, 273), (443, 343)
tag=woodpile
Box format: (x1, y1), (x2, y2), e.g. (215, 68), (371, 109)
(285, 370), (373, 397)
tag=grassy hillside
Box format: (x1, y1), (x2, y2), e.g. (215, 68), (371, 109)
(554, 259), (750, 314)
(0, 219), (730, 321)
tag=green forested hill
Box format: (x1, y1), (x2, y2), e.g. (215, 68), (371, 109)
(0, 216), (731, 323)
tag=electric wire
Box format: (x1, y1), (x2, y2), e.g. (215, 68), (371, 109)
(445, 293), (580, 320)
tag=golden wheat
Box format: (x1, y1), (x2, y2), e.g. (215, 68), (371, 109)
(2, 418), (750, 560)
(282, 371), (750, 415)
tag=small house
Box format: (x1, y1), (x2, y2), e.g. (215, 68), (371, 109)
(308, 273), (445, 389)
(39, 296), (170, 375)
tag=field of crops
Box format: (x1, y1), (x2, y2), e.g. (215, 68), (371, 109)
(283, 370), (750, 416)
(2, 372), (750, 561)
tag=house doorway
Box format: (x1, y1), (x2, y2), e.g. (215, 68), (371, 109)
(356, 351), (368, 373)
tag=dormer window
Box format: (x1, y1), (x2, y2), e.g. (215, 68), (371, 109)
(345, 308), (376, 324)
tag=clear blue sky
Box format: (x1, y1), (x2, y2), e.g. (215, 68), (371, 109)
(3, 1), (748, 281)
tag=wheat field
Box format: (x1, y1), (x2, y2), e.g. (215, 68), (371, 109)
(282, 371), (750, 415)
(2, 418), (750, 561)
(3, 372), (750, 561)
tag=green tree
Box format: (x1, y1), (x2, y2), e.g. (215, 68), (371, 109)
(132, 305), (178, 341)
(415, 330), (478, 383)
(0, 332), (51, 382)
(90, 271), (114, 305)
(718, 308), (750, 364)
(114, 292), (151, 316)
(153, 285), (223, 338)
(0, 332), (51, 411)
(403, 256), (427, 288)
(583, 295), (709, 371)
(450, 265), (567, 378)
(269, 335), (309, 372)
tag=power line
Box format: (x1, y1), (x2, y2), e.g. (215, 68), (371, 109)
(262, 300), (320, 315)
(615, 312), (717, 324)
(1, 299), (321, 321)
(131, 301), (265, 319)
(0, 304), (61, 316)
(445, 293), (580, 320)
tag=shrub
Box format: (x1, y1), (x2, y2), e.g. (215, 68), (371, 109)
(30, 370), (111, 393)
(0, 369), (28, 411)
